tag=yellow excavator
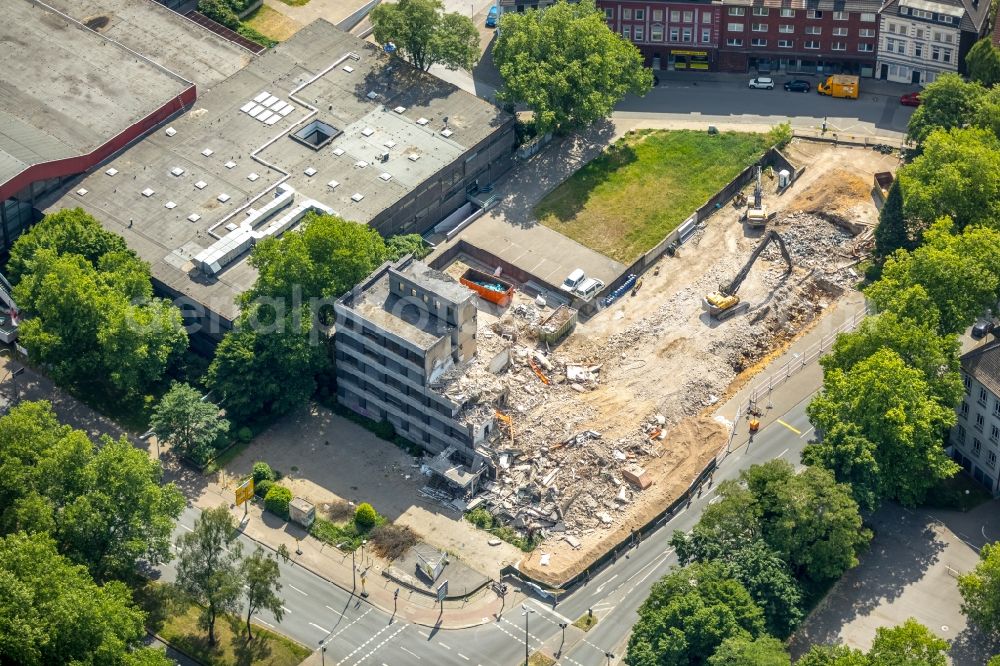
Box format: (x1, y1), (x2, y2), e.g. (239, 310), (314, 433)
(705, 230), (793, 319)
(744, 166), (769, 228)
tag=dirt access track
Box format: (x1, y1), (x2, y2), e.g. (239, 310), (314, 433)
(498, 140), (899, 586)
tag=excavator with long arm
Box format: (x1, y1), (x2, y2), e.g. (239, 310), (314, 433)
(704, 230), (793, 320)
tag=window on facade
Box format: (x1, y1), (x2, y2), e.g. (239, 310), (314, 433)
(622, 25), (631, 39)
(751, 37), (767, 46)
(702, 28), (711, 42)
(752, 22), (768, 31)
(682, 27), (692, 41)
(990, 450), (998, 468)
(634, 25), (644, 40)
(779, 24), (794, 32)
(915, 43), (923, 57)
(958, 424), (967, 443)
(653, 9), (663, 21)
(703, 12), (712, 23)
(670, 27), (679, 40)
(753, 7), (769, 15)
(981, 387), (989, 404)
(994, 399), (1000, 417)
(727, 37), (744, 45)
(635, 9), (645, 20)
(977, 413), (986, 430)
(833, 27), (848, 36)
(728, 22), (744, 31)
(683, 10), (693, 21)
(651, 24), (664, 41)
(807, 10), (823, 19)
(858, 43), (874, 52)
(992, 424), (999, 443)
(670, 10), (680, 21)
(622, 8), (631, 19)
(912, 8), (933, 19)
(729, 7), (746, 16)
(780, 8), (795, 17)
(944, 33), (954, 43)
(604, 7), (614, 19)
(804, 39), (820, 49)
(805, 25), (822, 34)
(915, 27), (924, 38)
(859, 28), (875, 37)
(833, 11), (848, 19)
(778, 39), (793, 47)
(832, 41), (846, 50)
(861, 12), (876, 21)
(973, 438), (982, 456)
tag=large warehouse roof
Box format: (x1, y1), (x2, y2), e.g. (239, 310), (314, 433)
(46, 19), (508, 325)
(0, 0), (193, 191)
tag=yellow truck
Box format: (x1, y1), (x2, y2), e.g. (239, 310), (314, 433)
(817, 74), (860, 99)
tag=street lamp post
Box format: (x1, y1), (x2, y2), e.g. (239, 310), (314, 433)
(319, 642), (327, 665)
(605, 651), (615, 666)
(521, 605), (534, 666)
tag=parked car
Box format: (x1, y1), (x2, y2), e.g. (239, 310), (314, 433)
(561, 268), (585, 293)
(485, 6), (499, 27)
(749, 77), (774, 90)
(574, 277), (605, 300)
(783, 79), (811, 93)
(899, 92), (922, 107)
(972, 321), (995, 340)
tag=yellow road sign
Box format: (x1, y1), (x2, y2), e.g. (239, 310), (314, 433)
(236, 478), (254, 505)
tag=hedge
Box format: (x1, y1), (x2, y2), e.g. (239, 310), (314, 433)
(264, 485), (292, 519)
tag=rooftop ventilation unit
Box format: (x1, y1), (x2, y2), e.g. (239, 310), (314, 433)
(351, 193), (364, 202)
(77, 188), (88, 196)
(441, 128), (454, 138)
(247, 173), (259, 182)
(224, 161), (237, 169)
(106, 167), (118, 176)
(328, 180), (340, 189)
(195, 181), (207, 190)
(379, 172), (392, 182)
(394, 106), (406, 114)
(384, 140), (396, 148)
(290, 120), (342, 150)
(408, 153), (420, 161)
(304, 167), (317, 177)
(165, 201), (176, 209)
(141, 188), (155, 197)
(217, 193), (231, 203)
(355, 160), (368, 168)
(202, 148), (214, 157)
(188, 213), (201, 222)
(416, 117), (429, 126)
(171, 167), (185, 177)
(333, 147), (345, 156)
(165, 127), (177, 137)
(362, 127), (375, 137)
(343, 65), (354, 73)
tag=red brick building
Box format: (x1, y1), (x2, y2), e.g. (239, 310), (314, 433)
(599, 1), (722, 70)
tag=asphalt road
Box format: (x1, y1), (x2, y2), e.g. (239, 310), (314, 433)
(153, 393), (814, 666)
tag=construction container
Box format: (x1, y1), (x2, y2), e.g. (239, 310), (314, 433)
(460, 268), (515, 307)
(873, 171), (893, 202)
(536, 305), (578, 344)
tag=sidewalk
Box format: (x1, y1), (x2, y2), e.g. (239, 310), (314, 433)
(188, 472), (516, 630)
(654, 69), (920, 96)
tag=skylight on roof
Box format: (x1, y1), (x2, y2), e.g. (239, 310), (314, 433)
(290, 120), (342, 150)
(195, 181), (207, 190)
(328, 180), (340, 189)
(171, 167), (185, 177)
(333, 147), (345, 156)
(165, 201), (176, 209)
(408, 153), (420, 161)
(247, 173), (259, 182)
(202, 148), (214, 157)
(165, 127), (177, 137)
(304, 167), (317, 177)
(217, 193), (231, 203)
(224, 161), (236, 169)
(379, 172), (392, 181)
(394, 106), (406, 114)
(77, 188), (88, 196)
(343, 65), (354, 73)
(384, 140), (396, 148)
(362, 127), (375, 137)
(106, 167), (118, 176)
(416, 118), (429, 126)
(141, 188), (155, 197)
(441, 128), (454, 138)
(188, 213), (201, 222)
(351, 193), (364, 202)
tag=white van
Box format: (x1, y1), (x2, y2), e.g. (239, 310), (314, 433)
(574, 277), (605, 300)
(561, 268), (585, 292)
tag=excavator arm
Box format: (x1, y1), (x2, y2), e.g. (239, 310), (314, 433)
(722, 230), (793, 296)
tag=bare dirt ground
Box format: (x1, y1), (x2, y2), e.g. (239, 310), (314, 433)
(461, 141), (900, 585)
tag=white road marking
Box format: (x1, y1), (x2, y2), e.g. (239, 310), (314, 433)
(326, 604), (345, 619)
(400, 647), (421, 660)
(779, 447), (789, 458)
(180, 524), (194, 532)
(439, 642), (452, 650)
(350, 624), (406, 666)
(418, 630), (430, 639)
(288, 584), (308, 596)
(281, 605), (292, 614)
(595, 574), (618, 594)
(309, 622), (331, 633)
(337, 623), (393, 665)
(254, 615), (274, 628)
(458, 653), (470, 661)
(329, 608), (372, 640)
(527, 599), (572, 625)
(800, 426), (815, 439)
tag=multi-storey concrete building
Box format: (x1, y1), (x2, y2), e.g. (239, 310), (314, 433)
(875, 0), (989, 84)
(334, 257), (498, 490)
(601, 1), (721, 71)
(950, 339), (1000, 495)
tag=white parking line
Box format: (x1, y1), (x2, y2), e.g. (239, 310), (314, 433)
(281, 605), (293, 614)
(439, 642), (452, 650)
(309, 621), (331, 634)
(288, 584), (308, 596)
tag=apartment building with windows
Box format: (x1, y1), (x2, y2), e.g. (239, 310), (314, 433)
(716, 0), (881, 74)
(876, 0), (989, 84)
(950, 340), (1000, 495)
(600, 1), (721, 70)
(334, 257), (498, 483)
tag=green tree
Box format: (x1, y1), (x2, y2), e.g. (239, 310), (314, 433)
(898, 127), (1000, 232)
(906, 74), (986, 145)
(6, 207), (132, 284)
(725, 541), (803, 638)
(57, 436), (185, 582)
(626, 561), (765, 666)
(874, 180), (911, 258)
(151, 382), (230, 463)
(708, 635), (790, 666)
(241, 547), (285, 642)
(807, 349), (958, 507)
(967, 38), (1000, 87)
(818, 311), (963, 409)
(386, 234), (431, 260)
(866, 221), (1000, 335)
(206, 317), (330, 425)
(493, 0), (652, 136)
(0, 531), (170, 666)
(354, 502), (378, 530)
(371, 0), (480, 71)
(867, 618), (948, 665)
(959, 542), (1000, 639)
(801, 422), (882, 513)
(795, 645), (868, 665)
(175, 506), (243, 646)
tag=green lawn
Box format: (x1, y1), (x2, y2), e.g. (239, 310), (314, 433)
(134, 582), (309, 666)
(534, 129), (771, 262)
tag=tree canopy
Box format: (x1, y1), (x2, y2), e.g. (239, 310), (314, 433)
(241, 547), (285, 642)
(11, 210), (186, 402)
(874, 180), (911, 258)
(151, 382), (229, 464)
(796, 620), (947, 666)
(906, 74), (986, 145)
(626, 561), (765, 666)
(707, 636), (790, 666)
(898, 127), (1000, 232)
(493, 0), (652, 135)
(0, 531), (170, 666)
(966, 38), (1000, 87)
(959, 542), (1000, 639)
(807, 349), (958, 507)
(371, 0), (480, 72)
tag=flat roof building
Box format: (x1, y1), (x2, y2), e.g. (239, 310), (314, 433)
(41, 18), (515, 333)
(951, 339), (1000, 495)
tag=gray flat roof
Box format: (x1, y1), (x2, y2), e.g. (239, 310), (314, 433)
(46, 19), (506, 324)
(351, 274), (447, 350)
(0, 0), (192, 186)
(43, 0), (253, 89)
